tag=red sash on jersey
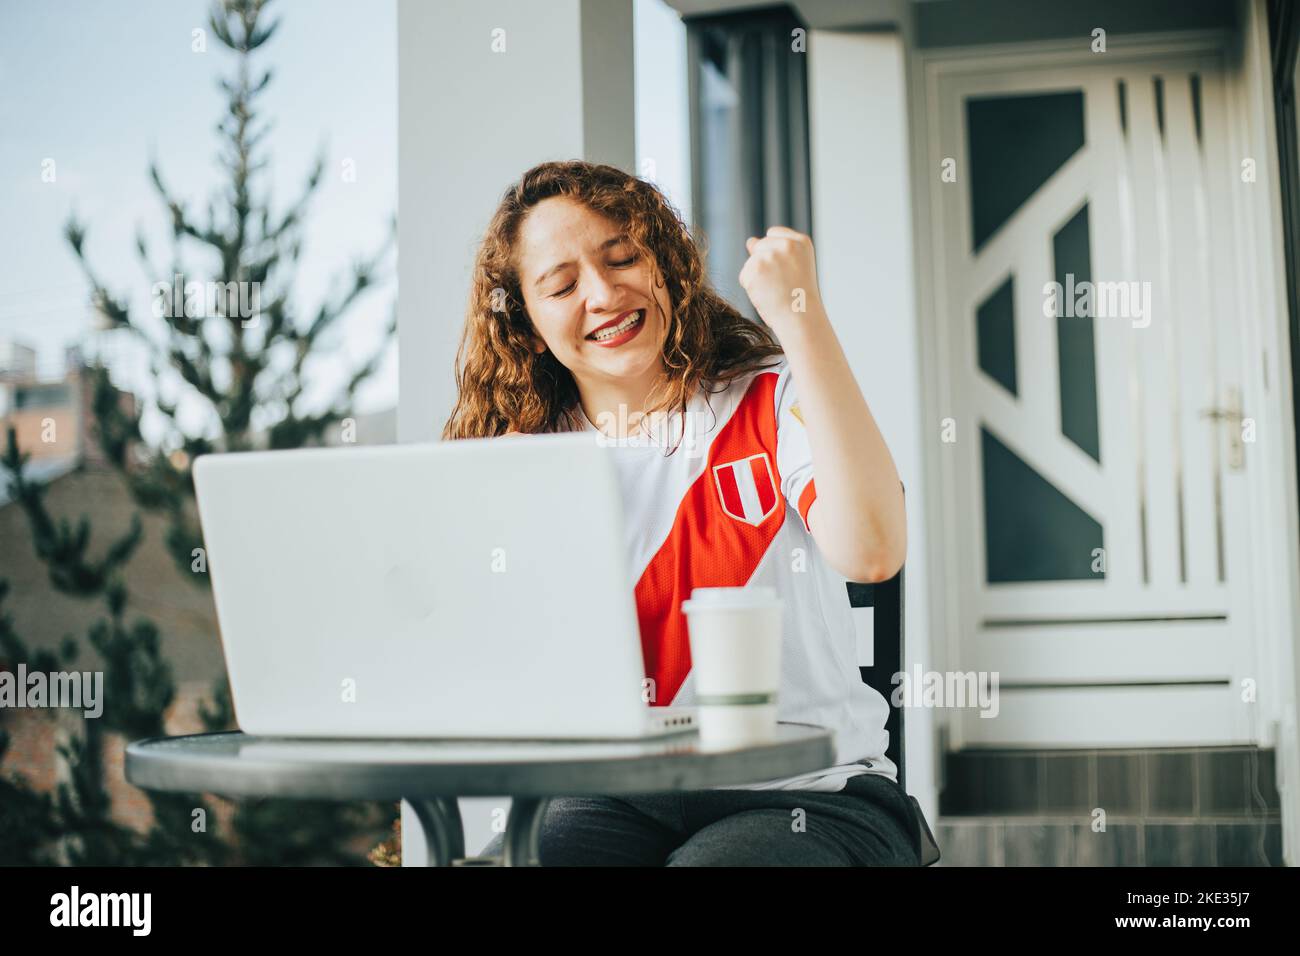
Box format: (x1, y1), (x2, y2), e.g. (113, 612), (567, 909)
(635, 372), (786, 706)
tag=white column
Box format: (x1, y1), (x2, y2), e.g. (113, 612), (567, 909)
(396, 0), (635, 864)
(807, 29), (938, 825)
(397, 0), (635, 446)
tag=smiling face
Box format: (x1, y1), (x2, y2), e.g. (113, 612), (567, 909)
(515, 196), (672, 402)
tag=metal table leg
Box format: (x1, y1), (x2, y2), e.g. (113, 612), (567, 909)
(501, 796), (551, 867)
(407, 797), (465, 867)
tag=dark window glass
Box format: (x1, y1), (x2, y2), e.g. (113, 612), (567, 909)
(982, 426), (1104, 583)
(687, 7), (811, 316)
(966, 91), (1085, 251)
(14, 384), (70, 409)
(1053, 203), (1101, 462)
(976, 275), (1017, 396)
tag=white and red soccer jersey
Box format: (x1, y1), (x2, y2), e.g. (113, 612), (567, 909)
(563, 358), (898, 792)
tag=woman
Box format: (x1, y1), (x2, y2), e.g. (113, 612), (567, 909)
(443, 159), (917, 866)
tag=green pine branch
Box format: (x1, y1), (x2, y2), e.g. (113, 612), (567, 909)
(0, 0), (395, 865)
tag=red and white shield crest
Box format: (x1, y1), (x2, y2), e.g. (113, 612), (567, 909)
(712, 453), (780, 526)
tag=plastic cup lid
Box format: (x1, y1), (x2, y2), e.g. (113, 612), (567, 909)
(681, 586), (782, 613)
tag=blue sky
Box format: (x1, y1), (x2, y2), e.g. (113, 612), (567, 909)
(0, 0), (399, 440)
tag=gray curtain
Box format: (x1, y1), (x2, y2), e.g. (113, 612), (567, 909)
(686, 7), (812, 319)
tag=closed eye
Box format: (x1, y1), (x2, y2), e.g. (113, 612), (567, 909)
(549, 254), (639, 298)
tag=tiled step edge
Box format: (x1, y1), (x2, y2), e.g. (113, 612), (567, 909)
(933, 816), (1283, 866)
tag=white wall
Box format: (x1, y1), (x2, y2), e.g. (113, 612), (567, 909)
(396, 0), (634, 446)
(396, 0), (635, 862)
(807, 29), (938, 825)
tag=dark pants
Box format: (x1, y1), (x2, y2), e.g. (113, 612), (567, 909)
(479, 772), (921, 866)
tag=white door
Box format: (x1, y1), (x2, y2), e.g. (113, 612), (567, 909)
(923, 46), (1265, 747)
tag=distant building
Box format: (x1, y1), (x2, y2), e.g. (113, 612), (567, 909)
(0, 340), (144, 481)
(0, 339), (37, 382)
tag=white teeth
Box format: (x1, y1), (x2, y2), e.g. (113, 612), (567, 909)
(590, 310), (642, 342)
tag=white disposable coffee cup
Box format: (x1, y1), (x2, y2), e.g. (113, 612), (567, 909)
(680, 586), (782, 748)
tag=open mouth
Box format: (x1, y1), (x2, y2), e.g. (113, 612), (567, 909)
(586, 310), (645, 345)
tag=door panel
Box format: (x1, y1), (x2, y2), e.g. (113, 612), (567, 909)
(927, 53), (1255, 746)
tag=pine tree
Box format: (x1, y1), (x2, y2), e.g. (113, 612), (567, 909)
(0, 0), (395, 865)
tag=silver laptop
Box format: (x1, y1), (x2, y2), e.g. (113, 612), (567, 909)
(192, 433), (696, 740)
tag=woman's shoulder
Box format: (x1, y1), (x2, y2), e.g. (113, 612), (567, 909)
(707, 354), (788, 395)
(728, 356), (790, 403)
(682, 359), (787, 442)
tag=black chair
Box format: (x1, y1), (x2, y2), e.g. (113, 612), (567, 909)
(472, 569), (940, 867)
(848, 567), (941, 866)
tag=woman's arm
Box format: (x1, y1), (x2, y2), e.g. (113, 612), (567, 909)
(739, 227), (906, 583)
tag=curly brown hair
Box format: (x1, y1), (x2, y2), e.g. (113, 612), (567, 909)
(440, 160), (785, 447)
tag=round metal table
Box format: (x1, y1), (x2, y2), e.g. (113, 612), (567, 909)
(125, 724), (835, 866)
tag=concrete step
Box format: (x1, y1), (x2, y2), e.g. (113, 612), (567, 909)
(939, 745), (1280, 817)
(933, 815), (1283, 866)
